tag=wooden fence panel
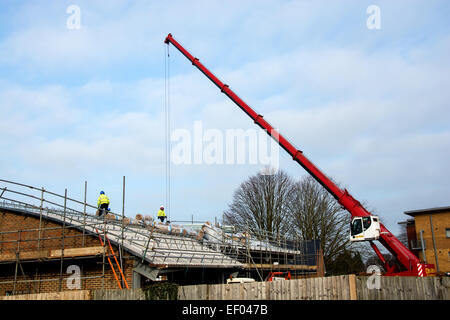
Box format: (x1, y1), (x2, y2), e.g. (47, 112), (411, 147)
(92, 289), (145, 300)
(1, 290), (91, 300)
(300, 278), (306, 299)
(175, 275), (449, 301)
(314, 277), (320, 300)
(341, 275), (349, 300)
(268, 281), (275, 300)
(325, 277), (332, 299)
(330, 276), (337, 300)
(441, 277), (450, 300)
(354, 276), (450, 300)
(304, 278), (313, 300)
(309, 278), (315, 299)
(355, 276), (365, 300)
(232, 283), (240, 300)
(2, 275), (447, 300)
(261, 281), (268, 300)
(209, 282), (220, 299)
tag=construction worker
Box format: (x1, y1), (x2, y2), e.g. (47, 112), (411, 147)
(157, 206), (166, 223)
(97, 191), (110, 216)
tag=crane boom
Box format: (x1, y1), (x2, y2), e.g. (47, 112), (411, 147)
(164, 33), (434, 276)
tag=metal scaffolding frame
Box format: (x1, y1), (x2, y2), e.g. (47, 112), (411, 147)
(0, 179), (321, 294)
(0, 208), (110, 295)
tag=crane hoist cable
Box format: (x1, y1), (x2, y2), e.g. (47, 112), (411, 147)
(164, 42), (171, 222)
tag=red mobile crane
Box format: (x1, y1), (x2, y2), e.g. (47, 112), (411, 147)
(164, 33), (436, 277)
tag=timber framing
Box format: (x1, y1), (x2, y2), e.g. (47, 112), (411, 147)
(242, 263), (317, 271)
(0, 246), (104, 263)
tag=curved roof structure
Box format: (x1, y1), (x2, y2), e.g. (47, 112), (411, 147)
(0, 201), (243, 268)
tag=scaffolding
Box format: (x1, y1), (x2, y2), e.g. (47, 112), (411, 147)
(0, 179), (322, 294)
(197, 222), (322, 281)
(0, 204), (110, 295)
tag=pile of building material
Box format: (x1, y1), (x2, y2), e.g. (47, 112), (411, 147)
(201, 222), (299, 254)
(202, 222), (252, 245)
(142, 221), (204, 241)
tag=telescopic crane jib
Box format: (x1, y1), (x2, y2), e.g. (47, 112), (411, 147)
(164, 33), (436, 277)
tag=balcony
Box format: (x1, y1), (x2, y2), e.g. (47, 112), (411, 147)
(409, 239), (426, 251)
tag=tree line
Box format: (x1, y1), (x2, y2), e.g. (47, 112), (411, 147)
(223, 169), (391, 275)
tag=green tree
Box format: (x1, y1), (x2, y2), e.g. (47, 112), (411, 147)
(326, 249), (366, 275)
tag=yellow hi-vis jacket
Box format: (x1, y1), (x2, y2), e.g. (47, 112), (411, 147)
(97, 194), (110, 207)
(157, 209), (166, 217)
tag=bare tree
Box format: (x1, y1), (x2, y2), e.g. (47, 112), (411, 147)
(223, 169), (295, 238)
(224, 170), (373, 274)
(287, 176), (351, 268)
(396, 227), (409, 248)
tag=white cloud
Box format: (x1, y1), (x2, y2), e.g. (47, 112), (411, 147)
(0, 84), (81, 140)
(1, 0), (449, 230)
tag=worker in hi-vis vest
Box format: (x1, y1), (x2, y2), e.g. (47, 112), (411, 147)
(157, 206), (166, 223)
(97, 191), (110, 216)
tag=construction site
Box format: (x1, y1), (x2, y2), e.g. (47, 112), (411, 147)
(0, 179), (323, 296)
(1, 21), (449, 303)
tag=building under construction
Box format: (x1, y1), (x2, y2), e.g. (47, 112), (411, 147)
(0, 179), (323, 296)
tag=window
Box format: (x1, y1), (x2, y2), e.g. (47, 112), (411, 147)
(363, 217), (372, 231)
(351, 218), (363, 236)
(446, 228), (450, 238)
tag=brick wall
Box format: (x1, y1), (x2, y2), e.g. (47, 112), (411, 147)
(414, 211), (450, 273)
(0, 210), (101, 252)
(0, 209), (135, 295)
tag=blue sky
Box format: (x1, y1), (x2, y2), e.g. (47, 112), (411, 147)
(1, 0), (449, 235)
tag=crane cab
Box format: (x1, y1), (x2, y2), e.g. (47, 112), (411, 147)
(350, 216), (381, 242)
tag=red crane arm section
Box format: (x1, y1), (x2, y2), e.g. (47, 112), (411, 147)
(165, 33), (368, 217)
(164, 33), (422, 274)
